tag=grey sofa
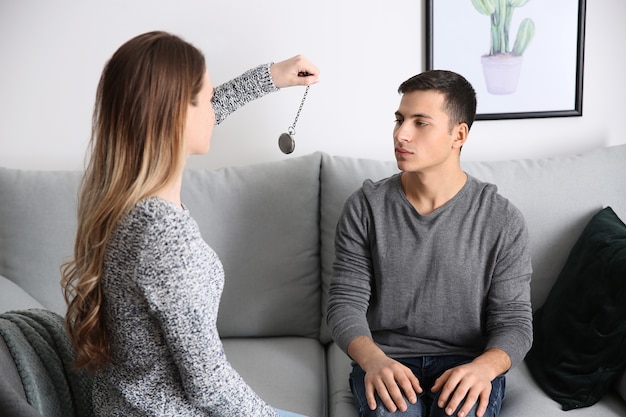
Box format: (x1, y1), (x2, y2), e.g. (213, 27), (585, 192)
(1, 145), (626, 417)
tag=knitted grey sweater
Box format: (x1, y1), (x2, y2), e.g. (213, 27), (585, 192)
(93, 65), (280, 417)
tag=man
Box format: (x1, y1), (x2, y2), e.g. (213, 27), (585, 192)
(327, 70), (533, 417)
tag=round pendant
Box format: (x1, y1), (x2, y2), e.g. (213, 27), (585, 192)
(278, 133), (295, 154)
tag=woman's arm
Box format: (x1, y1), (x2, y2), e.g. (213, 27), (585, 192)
(212, 63), (277, 125)
(212, 55), (319, 125)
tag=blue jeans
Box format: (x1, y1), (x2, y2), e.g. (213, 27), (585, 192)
(349, 356), (506, 417)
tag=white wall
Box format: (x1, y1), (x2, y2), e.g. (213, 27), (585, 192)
(1, 0), (624, 171)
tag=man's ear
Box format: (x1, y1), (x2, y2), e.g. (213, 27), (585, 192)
(452, 122), (469, 150)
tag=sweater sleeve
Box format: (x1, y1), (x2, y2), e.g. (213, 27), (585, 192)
(212, 63), (278, 125)
(137, 219), (279, 417)
(327, 188), (375, 354)
(484, 205), (534, 368)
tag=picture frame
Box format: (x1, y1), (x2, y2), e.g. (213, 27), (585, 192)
(425, 0), (587, 120)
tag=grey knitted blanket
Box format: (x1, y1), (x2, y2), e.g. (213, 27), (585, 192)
(0, 309), (93, 417)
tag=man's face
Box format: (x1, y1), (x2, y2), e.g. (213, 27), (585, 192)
(393, 90), (464, 174)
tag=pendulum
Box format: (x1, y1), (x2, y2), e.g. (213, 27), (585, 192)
(279, 84), (310, 154)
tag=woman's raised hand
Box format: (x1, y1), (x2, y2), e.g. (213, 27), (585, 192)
(270, 55), (320, 88)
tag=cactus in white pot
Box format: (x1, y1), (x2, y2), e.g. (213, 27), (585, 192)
(472, 0), (536, 94)
(472, 0), (535, 56)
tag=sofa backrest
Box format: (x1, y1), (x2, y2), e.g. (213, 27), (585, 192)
(2, 145), (625, 342)
(462, 145), (626, 312)
(0, 169), (81, 315)
(181, 153), (322, 338)
(0, 153), (324, 339)
(319, 145), (626, 343)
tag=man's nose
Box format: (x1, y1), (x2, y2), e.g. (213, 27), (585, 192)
(394, 125), (411, 143)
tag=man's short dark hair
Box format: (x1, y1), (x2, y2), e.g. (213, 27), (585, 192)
(398, 70), (477, 131)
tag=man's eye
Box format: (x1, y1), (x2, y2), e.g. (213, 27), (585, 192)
(393, 119), (403, 125)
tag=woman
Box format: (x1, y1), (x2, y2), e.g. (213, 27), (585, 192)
(60, 31), (319, 417)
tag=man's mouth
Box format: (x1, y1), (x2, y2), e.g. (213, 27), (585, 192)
(395, 147), (413, 155)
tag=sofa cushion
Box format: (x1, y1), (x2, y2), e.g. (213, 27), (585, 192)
(501, 363), (626, 417)
(223, 337), (325, 417)
(326, 342), (359, 417)
(0, 168), (81, 315)
(525, 207), (626, 410)
(182, 153), (322, 338)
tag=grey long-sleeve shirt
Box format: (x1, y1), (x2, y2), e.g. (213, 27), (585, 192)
(327, 174), (533, 368)
(93, 65), (280, 417)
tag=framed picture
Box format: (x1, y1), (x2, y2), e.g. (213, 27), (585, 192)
(426, 0), (587, 120)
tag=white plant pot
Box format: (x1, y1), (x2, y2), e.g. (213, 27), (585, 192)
(480, 54), (524, 95)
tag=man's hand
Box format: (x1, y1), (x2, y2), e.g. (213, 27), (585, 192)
(363, 354), (423, 412)
(431, 348), (511, 417)
(348, 336), (423, 412)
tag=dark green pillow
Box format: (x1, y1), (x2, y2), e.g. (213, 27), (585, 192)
(525, 207), (626, 410)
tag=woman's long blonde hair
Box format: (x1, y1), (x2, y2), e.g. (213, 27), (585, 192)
(61, 31), (205, 371)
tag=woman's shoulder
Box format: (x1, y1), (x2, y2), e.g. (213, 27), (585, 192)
(127, 196), (188, 223)
(134, 196), (187, 217)
(113, 197), (193, 245)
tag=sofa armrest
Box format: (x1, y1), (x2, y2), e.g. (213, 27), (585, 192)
(0, 276), (44, 314)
